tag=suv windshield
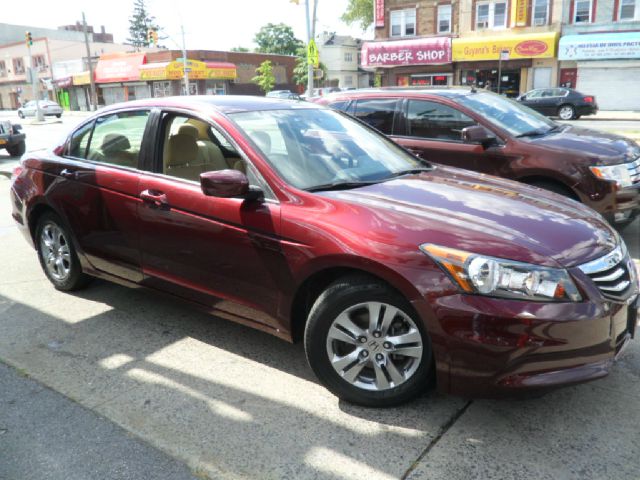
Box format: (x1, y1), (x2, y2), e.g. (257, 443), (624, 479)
(229, 108), (429, 190)
(452, 91), (556, 137)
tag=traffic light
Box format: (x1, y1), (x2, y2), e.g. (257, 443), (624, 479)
(147, 29), (158, 46)
(25, 31), (33, 46)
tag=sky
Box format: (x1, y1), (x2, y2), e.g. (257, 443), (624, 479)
(2, 0), (373, 50)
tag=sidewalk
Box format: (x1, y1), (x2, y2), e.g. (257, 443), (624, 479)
(0, 361), (198, 480)
(589, 110), (640, 121)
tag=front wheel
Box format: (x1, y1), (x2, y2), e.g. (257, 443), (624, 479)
(55, 114), (61, 118)
(6, 140), (25, 157)
(304, 275), (433, 407)
(36, 212), (91, 291)
(17, 111), (24, 119)
(558, 104), (576, 120)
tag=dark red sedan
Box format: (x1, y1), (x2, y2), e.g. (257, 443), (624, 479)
(9, 96), (639, 406)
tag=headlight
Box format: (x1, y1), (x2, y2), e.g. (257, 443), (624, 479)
(589, 164), (633, 188)
(420, 244), (582, 302)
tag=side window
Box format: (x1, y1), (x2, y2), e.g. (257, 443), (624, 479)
(86, 111), (149, 168)
(67, 121), (94, 159)
(406, 100), (476, 141)
(526, 90), (541, 99)
(161, 114), (246, 182)
(328, 100), (351, 113)
(353, 98), (398, 135)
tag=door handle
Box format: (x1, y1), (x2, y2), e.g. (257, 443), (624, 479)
(140, 189), (168, 207)
(60, 168), (77, 180)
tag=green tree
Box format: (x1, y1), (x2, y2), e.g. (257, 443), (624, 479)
(230, 46), (250, 52)
(254, 23), (303, 56)
(127, 0), (160, 49)
(293, 47), (328, 87)
(252, 60), (276, 94)
(341, 0), (374, 30)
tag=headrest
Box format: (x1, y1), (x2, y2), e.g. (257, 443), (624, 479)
(186, 119), (210, 140)
(101, 134), (130, 154)
(252, 131), (271, 154)
(177, 124), (199, 140)
(168, 133), (198, 166)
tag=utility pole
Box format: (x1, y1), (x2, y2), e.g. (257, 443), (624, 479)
(181, 25), (190, 96)
(305, 0), (313, 98)
(82, 12), (97, 111)
(25, 31), (44, 121)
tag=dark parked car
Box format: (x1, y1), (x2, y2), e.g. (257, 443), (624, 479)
(10, 96), (639, 406)
(315, 88), (639, 227)
(265, 90), (301, 100)
(0, 120), (26, 157)
(517, 88), (598, 120)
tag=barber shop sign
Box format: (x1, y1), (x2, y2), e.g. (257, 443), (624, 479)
(361, 37), (452, 67)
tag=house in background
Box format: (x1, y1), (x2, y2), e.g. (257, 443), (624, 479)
(317, 32), (371, 88)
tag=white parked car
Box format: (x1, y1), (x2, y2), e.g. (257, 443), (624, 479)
(18, 100), (63, 119)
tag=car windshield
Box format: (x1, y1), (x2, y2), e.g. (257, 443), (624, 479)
(452, 91), (556, 137)
(229, 108), (429, 190)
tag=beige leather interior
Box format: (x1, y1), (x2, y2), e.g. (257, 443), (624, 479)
(100, 133), (137, 167)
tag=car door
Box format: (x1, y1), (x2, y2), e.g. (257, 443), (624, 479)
(391, 98), (487, 170)
(46, 110), (151, 282)
(519, 90), (543, 112)
(136, 110), (285, 329)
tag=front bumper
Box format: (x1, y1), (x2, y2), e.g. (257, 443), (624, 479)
(415, 284), (639, 398)
(605, 183), (640, 224)
(0, 133), (26, 148)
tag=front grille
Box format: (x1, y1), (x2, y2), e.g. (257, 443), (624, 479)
(628, 158), (640, 184)
(578, 245), (635, 302)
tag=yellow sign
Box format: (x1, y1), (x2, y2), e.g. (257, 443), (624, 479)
(72, 71), (91, 85)
(514, 0), (528, 27)
(140, 60), (237, 81)
(307, 39), (319, 67)
(452, 32), (558, 61)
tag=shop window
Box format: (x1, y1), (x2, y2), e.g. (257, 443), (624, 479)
(353, 98), (399, 135)
(406, 100), (476, 142)
(533, 0), (549, 25)
(0, 61), (6, 77)
(12, 58), (25, 75)
(573, 0), (592, 22)
(206, 81), (226, 95)
(390, 8), (417, 37)
(409, 74), (451, 86)
(619, 0), (638, 20)
(438, 4), (452, 33)
(153, 81), (173, 98)
(476, 1), (508, 29)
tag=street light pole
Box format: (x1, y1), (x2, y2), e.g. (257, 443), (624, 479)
(26, 40), (44, 121)
(82, 12), (97, 111)
(181, 25), (190, 96)
(305, 0), (313, 97)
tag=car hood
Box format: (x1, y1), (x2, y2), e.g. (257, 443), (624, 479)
(525, 125), (640, 165)
(320, 166), (618, 268)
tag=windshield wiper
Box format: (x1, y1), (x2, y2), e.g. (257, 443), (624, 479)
(516, 129), (550, 138)
(384, 167), (433, 179)
(306, 180), (379, 192)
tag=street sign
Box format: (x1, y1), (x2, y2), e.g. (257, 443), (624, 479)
(500, 49), (510, 61)
(307, 39), (319, 67)
(184, 67), (192, 73)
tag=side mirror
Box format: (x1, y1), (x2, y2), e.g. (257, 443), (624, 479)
(461, 126), (497, 149)
(200, 169), (262, 200)
(518, 95), (526, 101)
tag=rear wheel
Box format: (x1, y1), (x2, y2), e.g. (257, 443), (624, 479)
(36, 212), (91, 291)
(304, 275), (433, 407)
(6, 140), (25, 157)
(17, 111), (24, 119)
(558, 104), (576, 120)
(55, 114), (61, 118)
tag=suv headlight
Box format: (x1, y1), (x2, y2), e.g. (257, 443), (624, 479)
(420, 244), (582, 302)
(589, 164), (633, 188)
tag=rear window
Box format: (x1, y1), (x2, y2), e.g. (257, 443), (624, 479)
(353, 98), (398, 135)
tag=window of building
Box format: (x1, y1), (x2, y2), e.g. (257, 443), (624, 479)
(0, 61), (6, 77)
(438, 4), (452, 33)
(12, 58), (25, 75)
(390, 8), (417, 37)
(85, 111), (150, 168)
(206, 81), (226, 95)
(344, 52), (353, 62)
(406, 100), (476, 141)
(476, 1), (508, 29)
(32, 55), (46, 70)
(573, 0), (592, 22)
(619, 0), (638, 20)
(353, 98), (399, 135)
(533, 0), (550, 25)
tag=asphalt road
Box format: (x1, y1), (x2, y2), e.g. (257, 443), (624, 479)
(0, 112), (639, 480)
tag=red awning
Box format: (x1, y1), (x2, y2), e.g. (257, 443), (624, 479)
(204, 62), (236, 69)
(95, 52), (146, 83)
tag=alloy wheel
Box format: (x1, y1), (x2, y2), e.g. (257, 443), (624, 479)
(39, 223), (71, 281)
(559, 105), (575, 120)
(325, 301), (423, 391)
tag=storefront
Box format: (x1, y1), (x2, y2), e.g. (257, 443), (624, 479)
(558, 32), (640, 110)
(360, 37), (453, 87)
(95, 52), (148, 106)
(452, 32), (558, 97)
(139, 59), (237, 97)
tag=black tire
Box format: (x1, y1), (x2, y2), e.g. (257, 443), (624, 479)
(55, 114), (61, 118)
(529, 180), (578, 202)
(304, 274), (433, 407)
(6, 140), (25, 157)
(558, 104), (576, 120)
(18, 111), (24, 119)
(35, 212), (91, 291)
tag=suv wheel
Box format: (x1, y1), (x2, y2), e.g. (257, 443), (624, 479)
(36, 212), (91, 291)
(304, 275), (432, 406)
(558, 104), (576, 120)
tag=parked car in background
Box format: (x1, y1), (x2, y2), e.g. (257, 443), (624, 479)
(266, 90), (301, 100)
(18, 100), (64, 119)
(316, 88), (639, 227)
(0, 120), (26, 157)
(517, 88), (598, 120)
(10, 96), (639, 406)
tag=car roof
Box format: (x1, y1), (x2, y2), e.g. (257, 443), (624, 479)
(98, 95), (323, 115)
(320, 86), (478, 101)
